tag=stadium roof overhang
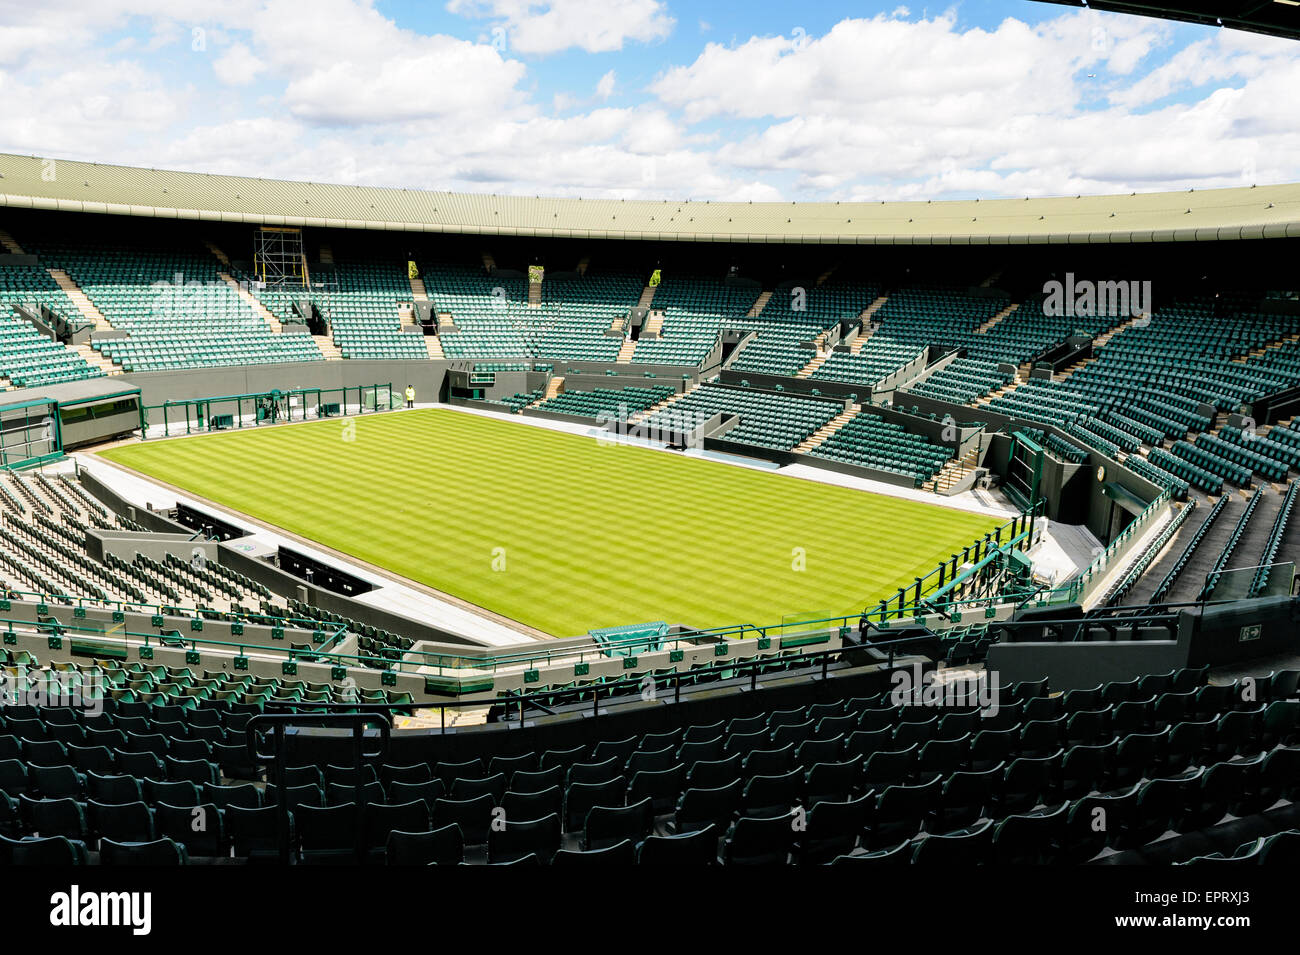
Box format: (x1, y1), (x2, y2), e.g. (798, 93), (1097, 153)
(1034, 1), (1300, 42)
(1, 153), (1299, 246)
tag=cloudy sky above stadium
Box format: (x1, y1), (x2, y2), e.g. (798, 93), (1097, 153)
(1, 0), (1297, 202)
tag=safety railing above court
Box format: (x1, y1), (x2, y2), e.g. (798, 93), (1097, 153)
(0, 588), (1016, 684)
(139, 383), (396, 438)
(257, 630), (951, 732)
(863, 503), (1042, 622)
(1035, 487), (1174, 607)
(0, 586), (351, 636)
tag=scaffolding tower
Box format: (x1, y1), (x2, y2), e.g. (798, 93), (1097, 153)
(253, 227), (308, 289)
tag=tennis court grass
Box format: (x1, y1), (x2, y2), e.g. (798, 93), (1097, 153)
(97, 409), (1002, 637)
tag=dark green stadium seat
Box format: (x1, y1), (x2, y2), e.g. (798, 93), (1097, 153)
(156, 802), (225, 857)
(365, 801), (432, 850)
(553, 839), (637, 866)
(21, 795), (88, 842)
(637, 824), (718, 865)
(794, 793), (870, 864)
(500, 786), (563, 823)
(100, 836), (188, 865)
(488, 812), (561, 865)
(432, 794), (497, 844)
(830, 840), (910, 865)
(0, 834), (90, 865)
(583, 797), (654, 852)
(386, 825), (465, 865)
(911, 819), (993, 864)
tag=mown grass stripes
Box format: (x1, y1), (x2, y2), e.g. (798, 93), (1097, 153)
(99, 409), (1000, 637)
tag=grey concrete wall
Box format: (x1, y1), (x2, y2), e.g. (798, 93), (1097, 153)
(120, 359), (451, 406)
(216, 541), (487, 648)
(76, 469), (193, 535)
(984, 614), (1193, 691)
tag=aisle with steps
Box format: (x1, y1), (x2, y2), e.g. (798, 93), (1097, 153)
(637, 284), (657, 308)
(1127, 501), (1210, 605)
(73, 343), (120, 376)
(975, 302), (1018, 335)
(0, 228), (25, 255)
(1233, 330), (1300, 364)
(794, 405), (859, 453)
(425, 336), (444, 359)
(850, 295), (890, 353)
(1161, 495), (1245, 604)
(796, 350), (831, 379)
(313, 335), (342, 360)
(204, 241), (231, 268)
(219, 271), (283, 333)
(409, 273), (429, 303)
(629, 384), (696, 423)
(1055, 312), (1151, 382)
(922, 447), (980, 493)
(746, 291), (772, 317)
(642, 311), (664, 337)
(47, 269), (109, 331)
(616, 339), (637, 362)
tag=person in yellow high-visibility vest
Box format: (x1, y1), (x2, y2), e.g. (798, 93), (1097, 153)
(405, 384), (415, 409)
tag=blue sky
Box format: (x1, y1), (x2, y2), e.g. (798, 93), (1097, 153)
(1, 0), (1297, 200)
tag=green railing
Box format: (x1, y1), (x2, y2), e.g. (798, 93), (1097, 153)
(0, 586), (342, 634)
(866, 502), (1042, 621)
(141, 383), (395, 438)
(1036, 487), (1174, 606)
(3, 589), (1023, 680)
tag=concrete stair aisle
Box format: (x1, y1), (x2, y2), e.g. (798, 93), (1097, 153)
(481, 251), (497, 273)
(629, 383), (697, 423)
(795, 405), (859, 453)
(47, 269), (110, 331)
(425, 336), (444, 359)
(528, 280), (542, 308)
(642, 311), (665, 337)
(522, 377), (564, 411)
(1233, 330), (1300, 364)
(313, 335), (342, 360)
(409, 273), (429, 303)
(975, 302), (1018, 334)
(74, 342), (120, 376)
(1162, 496), (1244, 604)
(576, 257), (590, 276)
(617, 339), (637, 362)
(638, 284), (657, 308)
(1126, 501), (1209, 605)
(850, 295), (890, 353)
(0, 228), (25, 255)
(746, 291), (772, 318)
(220, 272), (283, 333)
(318, 244), (334, 265)
(204, 241), (231, 268)
(1054, 311), (1151, 382)
(923, 447), (979, 493)
(980, 269), (1003, 288)
(815, 263), (839, 287)
(796, 350), (831, 379)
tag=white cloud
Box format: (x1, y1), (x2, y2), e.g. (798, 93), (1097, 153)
(212, 42), (264, 86)
(446, 0), (674, 54)
(0, 2), (1298, 205)
(595, 69), (615, 100)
